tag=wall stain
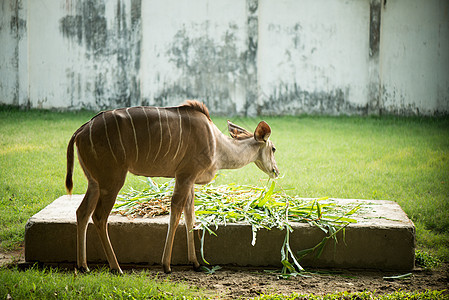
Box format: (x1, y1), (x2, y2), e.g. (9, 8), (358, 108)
(3, 0), (446, 116)
(9, 0), (27, 107)
(246, 0), (258, 116)
(154, 0), (259, 116)
(380, 85), (449, 116)
(156, 22), (252, 115)
(369, 0), (381, 59)
(60, 0), (141, 110)
(260, 83), (370, 116)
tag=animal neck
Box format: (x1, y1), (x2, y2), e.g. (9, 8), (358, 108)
(213, 126), (260, 170)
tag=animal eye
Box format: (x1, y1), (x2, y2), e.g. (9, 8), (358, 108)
(272, 147), (276, 153)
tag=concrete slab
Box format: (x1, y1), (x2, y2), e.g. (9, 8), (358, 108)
(25, 195), (415, 271)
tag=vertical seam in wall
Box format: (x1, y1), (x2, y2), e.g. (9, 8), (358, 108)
(369, 0), (381, 59)
(368, 0), (382, 114)
(13, 1), (18, 106)
(255, 0), (263, 115)
(26, 0), (31, 108)
(246, 0), (259, 116)
(379, 0), (385, 114)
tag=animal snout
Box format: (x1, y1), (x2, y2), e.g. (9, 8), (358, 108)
(272, 166), (280, 178)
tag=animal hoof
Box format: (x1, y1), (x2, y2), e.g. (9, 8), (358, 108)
(111, 268), (124, 276)
(76, 266), (90, 274)
(193, 263), (202, 272)
(163, 265), (172, 274)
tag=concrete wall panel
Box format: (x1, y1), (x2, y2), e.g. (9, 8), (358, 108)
(380, 0), (449, 115)
(141, 0), (253, 115)
(0, 0), (24, 106)
(25, 0), (142, 110)
(0, 0), (448, 115)
(258, 0), (370, 115)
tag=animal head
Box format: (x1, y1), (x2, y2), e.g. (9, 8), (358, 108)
(227, 120), (280, 179)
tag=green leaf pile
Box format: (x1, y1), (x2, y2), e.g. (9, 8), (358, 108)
(114, 178), (360, 278)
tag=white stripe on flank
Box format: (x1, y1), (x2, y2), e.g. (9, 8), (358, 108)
(126, 108), (139, 163)
(102, 112), (118, 163)
(113, 110), (127, 160)
(185, 109), (192, 146)
(163, 109), (172, 157)
(153, 107), (163, 162)
(89, 118), (98, 159)
(142, 107), (152, 161)
(173, 108), (182, 160)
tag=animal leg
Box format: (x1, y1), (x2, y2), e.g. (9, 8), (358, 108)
(161, 200), (183, 273)
(184, 187), (200, 271)
(76, 181), (99, 272)
(92, 185), (124, 274)
(162, 177), (193, 273)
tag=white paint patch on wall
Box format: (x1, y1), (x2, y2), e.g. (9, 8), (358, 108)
(27, 1), (71, 109)
(380, 0), (449, 115)
(258, 0), (370, 115)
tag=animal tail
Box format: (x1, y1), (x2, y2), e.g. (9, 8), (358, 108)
(65, 132), (76, 195)
(65, 123), (87, 195)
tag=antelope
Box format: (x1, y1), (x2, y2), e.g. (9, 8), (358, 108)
(65, 100), (279, 274)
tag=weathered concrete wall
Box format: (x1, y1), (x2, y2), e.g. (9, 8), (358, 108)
(35, 0), (142, 110)
(258, 0), (371, 115)
(140, 0), (258, 115)
(380, 0), (449, 115)
(1, 0), (142, 110)
(0, 0), (27, 107)
(0, 1), (16, 106)
(0, 0), (448, 115)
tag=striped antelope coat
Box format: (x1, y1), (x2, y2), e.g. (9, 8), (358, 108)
(66, 100), (279, 274)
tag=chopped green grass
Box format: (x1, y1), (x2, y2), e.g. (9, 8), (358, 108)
(115, 179), (361, 277)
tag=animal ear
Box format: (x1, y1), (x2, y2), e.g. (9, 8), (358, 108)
(254, 121), (271, 142)
(227, 120), (253, 140)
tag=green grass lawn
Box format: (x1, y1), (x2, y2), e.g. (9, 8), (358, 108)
(0, 266), (203, 299)
(1, 106), (448, 298)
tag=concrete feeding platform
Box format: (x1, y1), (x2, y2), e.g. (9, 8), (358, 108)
(25, 195), (415, 271)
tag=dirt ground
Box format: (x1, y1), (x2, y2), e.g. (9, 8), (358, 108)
(1, 248), (448, 298)
(162, 264), (449, 298)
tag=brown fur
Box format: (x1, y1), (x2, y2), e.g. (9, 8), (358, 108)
(181, 100), (211, 121)
(65, 101), (279, 274)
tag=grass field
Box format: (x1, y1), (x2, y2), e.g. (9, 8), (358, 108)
(2, 266), (447, 300)
(1, 106), (448, 298)
(0, 266), (202, 299)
